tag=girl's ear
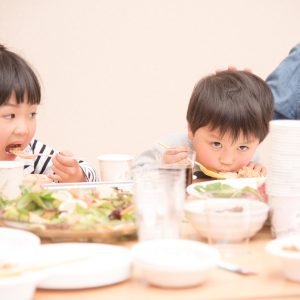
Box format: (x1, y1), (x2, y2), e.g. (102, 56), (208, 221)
(187, 123), (194, 140)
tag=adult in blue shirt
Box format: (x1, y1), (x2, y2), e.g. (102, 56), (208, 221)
(266, 43), (300, 120)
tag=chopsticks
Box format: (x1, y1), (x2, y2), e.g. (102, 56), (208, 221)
(13, 152), (82, 161)
(158, 142), (225, 179)
(0, 256), (87, 278)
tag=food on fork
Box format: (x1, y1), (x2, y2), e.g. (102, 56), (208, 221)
(5, 144), (36, 159)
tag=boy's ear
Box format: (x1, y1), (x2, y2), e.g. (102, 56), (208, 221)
(187, 123), (194, 140)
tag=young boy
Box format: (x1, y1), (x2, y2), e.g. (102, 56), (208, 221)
(134, 70), (274, 179)
(0, 44), (98, 182)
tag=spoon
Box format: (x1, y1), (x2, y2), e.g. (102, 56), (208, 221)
(158, 142), (225, 179)
(217, 261), (258, 276)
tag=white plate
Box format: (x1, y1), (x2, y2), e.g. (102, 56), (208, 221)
(187, 178), (265, 198)
(29, 243), (132, 289)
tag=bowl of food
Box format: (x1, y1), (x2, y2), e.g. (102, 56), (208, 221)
(187, 178), (266, 201)
(266, 235), (300, 282)
(184, 198), (269, 242)
(131, 239), (219, 288)
(0, 182), (136, 242)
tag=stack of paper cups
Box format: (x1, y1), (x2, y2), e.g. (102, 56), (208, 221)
(267, 120), (300, 237)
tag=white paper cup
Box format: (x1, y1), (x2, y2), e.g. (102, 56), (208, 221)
(0, 161), (24, 199)
(97, 154), (133, 182)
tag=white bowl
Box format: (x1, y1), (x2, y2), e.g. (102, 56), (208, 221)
(0, 272), (40, 300)
(131, 239), (219, 288)
(0, 227), (40, 254)
(266, 235), (300, 282)
(184, 199), (269, 242)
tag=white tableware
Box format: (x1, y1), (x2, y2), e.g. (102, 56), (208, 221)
(266, 120), (300, 237)
(0, 227), (41, 255)
(187, 178), (265, 199)
(0, 161), (24, 199)
(0, 271), (40, 300)
(268, 195), (300, 238)
(131, 239), (219, 288)
(0, 227), (41, 300)
(97, 154), (133, 182)
(266, 235), (300, 282)
(184, 199), (269, 242)
(28, 243), (132, 289)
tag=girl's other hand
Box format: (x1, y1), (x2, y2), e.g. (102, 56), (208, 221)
(49, 150), (86, 183)
(162, 146), (189, 164)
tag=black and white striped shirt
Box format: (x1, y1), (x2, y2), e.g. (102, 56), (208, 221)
(19, 138), (98, 182)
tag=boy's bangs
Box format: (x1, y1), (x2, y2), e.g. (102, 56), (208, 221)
(206, 102), (267, 142)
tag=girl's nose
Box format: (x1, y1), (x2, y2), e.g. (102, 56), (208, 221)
(14, 121), (29, 136)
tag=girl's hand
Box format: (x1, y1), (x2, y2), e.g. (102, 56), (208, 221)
(49, 151), (86, 183)
(162, 146), (190, 164)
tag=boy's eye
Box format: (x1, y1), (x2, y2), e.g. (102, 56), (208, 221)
(238, 145), (249, 152)
(30, 112), (37, 118)
(211, 142), (222, 149)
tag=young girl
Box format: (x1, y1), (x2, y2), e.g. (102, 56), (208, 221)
(0, 44), (97, 182)
(134, 70), (274, 179)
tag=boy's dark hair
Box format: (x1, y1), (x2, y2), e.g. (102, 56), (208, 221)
(186, 71), (274, 142)
(0, 44), (41, 105)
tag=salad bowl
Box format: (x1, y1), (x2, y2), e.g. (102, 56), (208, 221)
(0, 182), (136, 242)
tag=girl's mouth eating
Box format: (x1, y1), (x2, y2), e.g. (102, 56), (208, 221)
(5, 144), (22, 155)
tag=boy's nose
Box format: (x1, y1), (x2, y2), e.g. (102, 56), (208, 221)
(219, 151), (234, 166)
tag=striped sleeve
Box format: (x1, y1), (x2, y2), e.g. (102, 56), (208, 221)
(23, 139), (98, 182)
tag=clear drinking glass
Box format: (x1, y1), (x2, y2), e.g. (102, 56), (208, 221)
(133, 164), (186, 241)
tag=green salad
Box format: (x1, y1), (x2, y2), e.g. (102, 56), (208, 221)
(194, 181), (265, 201)
(0, 185), (135, 231)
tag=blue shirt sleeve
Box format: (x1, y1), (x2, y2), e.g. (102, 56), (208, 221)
(266, 43), (300, 120)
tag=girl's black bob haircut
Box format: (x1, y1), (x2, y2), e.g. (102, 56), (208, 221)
(0, 44), (41, 105)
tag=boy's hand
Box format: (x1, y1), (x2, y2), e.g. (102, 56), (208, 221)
(162, 146), (190, 164)
(239, 161), (266, 177)
(49, 151), (86, 183)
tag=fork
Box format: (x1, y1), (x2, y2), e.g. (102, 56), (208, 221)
(158, 142), (225, 179)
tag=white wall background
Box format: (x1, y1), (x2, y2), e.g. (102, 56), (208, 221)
(0, 0), (300, 174)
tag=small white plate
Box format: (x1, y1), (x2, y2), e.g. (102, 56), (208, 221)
(29, 243), (132, 289)
(187, 178), (265, 198)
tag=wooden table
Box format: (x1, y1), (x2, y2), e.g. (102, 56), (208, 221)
(33, 224), (300, 300)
